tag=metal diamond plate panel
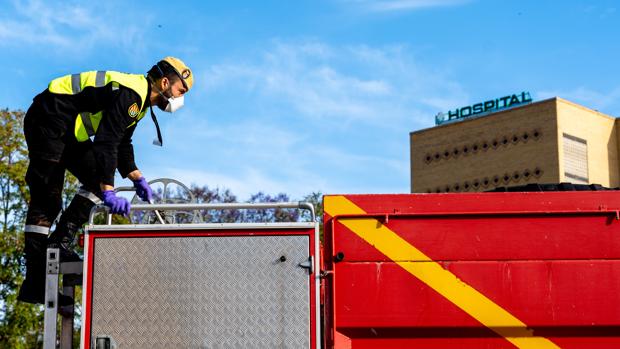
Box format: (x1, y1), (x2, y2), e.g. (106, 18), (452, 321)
(90, 236), (310, 349)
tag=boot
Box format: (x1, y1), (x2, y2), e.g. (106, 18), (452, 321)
(48, 222), (83, 262)
(17, 232), (48, 304)
(48, 194), (95, 262)
(58, 293), (76, 317)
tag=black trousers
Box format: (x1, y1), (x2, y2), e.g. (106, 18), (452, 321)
(24, 156), (100, 229)
(19, 102), (102, 303)
(23, 102), (102, 229)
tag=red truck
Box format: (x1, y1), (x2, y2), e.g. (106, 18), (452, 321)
(44, 188), (620, 348)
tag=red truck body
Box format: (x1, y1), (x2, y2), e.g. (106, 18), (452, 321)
(323, 192), (620, 349)
(77, 191), (620, 348)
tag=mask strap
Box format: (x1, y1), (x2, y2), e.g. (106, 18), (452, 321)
(156, 63), (165, 78)
(150, 106), (164, 146)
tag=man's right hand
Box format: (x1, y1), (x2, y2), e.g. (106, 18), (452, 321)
(102, 190), (131, 216)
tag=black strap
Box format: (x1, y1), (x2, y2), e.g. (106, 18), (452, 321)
(150, 107), (163, 146)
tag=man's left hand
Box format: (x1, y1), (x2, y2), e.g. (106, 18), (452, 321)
(133, 177), (153, 202)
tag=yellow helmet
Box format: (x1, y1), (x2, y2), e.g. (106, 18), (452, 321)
(160, 56), (193, 91)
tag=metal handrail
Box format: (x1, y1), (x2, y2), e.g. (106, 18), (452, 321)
(89, 202), (316, 225)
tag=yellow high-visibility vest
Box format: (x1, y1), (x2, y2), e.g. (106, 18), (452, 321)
(48, 71), (149, 142)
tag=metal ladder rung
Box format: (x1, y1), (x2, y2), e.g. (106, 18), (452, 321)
(61, 262), (84, 277)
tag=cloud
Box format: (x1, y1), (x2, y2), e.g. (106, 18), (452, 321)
(164, 118), (307, 167)
(205, 49), (391, 123)
(142, 111), (411, 199)
(202, 40), (467, 129)
(134, 39), (466, 198)
(342, 0), (472, 12)
(0, 0), (148, 52)
(153, 138), (409, 200)
(138, 117), (323, 199)
(537, 87), (620, 114)
(159, 167), (283, 200)
(157, 166), (326, 201)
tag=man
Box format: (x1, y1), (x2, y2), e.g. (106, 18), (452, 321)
(18, 57), (193, 304)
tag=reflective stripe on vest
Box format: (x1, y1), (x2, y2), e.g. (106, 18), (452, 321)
(48, 71), (149, 142)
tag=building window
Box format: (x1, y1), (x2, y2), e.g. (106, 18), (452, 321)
(563, 133), (588, 184)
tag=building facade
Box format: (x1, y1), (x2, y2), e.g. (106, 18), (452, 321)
(410, 97), (620, 193)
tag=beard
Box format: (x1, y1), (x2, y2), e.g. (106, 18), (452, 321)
(156, 94), (168, 111)
(155, 87), (172, 111)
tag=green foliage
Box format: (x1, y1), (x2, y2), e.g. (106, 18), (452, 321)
(245, 192), (299, 222)
(189, 185), (240, 223)
(302, 191), (324, 241)
(187, 186), (323, 230)
(0, 109), (43, 348)
(0, 109), (81, 348)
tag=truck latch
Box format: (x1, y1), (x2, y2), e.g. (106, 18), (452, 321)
(298, 256), (314, 274)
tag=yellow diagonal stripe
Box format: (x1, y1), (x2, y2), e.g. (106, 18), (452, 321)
(325, 195), (560, 349)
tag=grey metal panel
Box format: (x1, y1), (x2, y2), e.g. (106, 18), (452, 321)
(90, 236), (310, 349)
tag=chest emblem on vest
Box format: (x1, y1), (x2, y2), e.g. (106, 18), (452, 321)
(128, 103), (140, 118)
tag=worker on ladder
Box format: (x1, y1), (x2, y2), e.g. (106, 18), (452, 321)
(17, 57), (194, 305)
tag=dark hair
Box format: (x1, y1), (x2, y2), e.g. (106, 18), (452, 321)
(147, 61), (181, 84)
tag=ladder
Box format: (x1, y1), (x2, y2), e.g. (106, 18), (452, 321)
(42, 248), (83, 349)
(41, 178), (194, 348)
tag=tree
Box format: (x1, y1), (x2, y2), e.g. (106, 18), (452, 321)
(188, 186), (320, 226)
(245, 192), (299, 222)
(0, 109), (41, 348)
(0, 109), (80, 348)
(301, 191), (323, 240)
(191, 185), (240, 223)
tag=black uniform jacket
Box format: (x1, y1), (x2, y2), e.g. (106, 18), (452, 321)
(26, 83), (151, 186)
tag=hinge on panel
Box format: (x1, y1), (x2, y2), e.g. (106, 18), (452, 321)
(298, 256), (314, 274)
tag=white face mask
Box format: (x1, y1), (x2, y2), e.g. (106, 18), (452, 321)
(165, 95), (184, 113)
(156, 85), (185, 113)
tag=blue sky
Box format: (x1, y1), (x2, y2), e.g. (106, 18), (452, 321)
(1, 0), (619, 200)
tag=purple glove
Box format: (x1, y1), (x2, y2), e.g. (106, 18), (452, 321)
(102, 190), (131, 216)
(133, 177), (153, 202)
